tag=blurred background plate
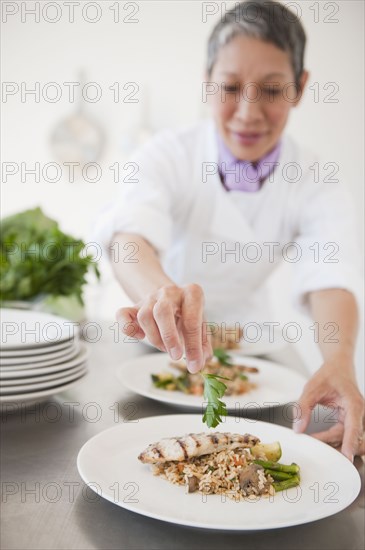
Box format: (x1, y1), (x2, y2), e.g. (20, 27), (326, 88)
(116, 353), (308, 412)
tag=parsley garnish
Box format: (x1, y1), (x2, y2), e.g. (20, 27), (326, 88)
(177, 353), (231, 428)
(202, 373), (229, 428)
(213, 348), (233, 366)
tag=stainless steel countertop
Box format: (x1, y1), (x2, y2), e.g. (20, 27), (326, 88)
(1, 325), (364, 550)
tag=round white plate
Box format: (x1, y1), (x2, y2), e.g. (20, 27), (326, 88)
(0, 365), (88, 394)
(0, 373), (88, 404)
(0, 347), (89, 379)
(0, 363), (87, 387)
(0, 339), (74, 358)
(0, 342), (80, 366)
(116, 353), (308, 411)
(77, 414), (361, 530)
(0, 344), (83, 372)
(0, 308), (79, 349)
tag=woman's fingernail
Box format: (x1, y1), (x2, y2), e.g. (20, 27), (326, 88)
(187, 360), (200, 373)
(170, 347), (181, 360)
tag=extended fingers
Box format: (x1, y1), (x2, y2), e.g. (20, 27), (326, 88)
(181, 284), (205, 373)
(309, 399), (365, 460)
(202, 320), (213, 363)
(137, 303), (166, 351)
(116, 284), (207, 369)
(311, 423), (365, 458)
(153, 299), (182, 359)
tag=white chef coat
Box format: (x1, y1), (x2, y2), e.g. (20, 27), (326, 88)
(94, 118), (362, 325)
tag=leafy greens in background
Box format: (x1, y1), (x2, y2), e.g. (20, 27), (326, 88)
(0, 207), (99, 304)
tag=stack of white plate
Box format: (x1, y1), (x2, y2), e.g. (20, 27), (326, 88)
(0, 308), (88, 405)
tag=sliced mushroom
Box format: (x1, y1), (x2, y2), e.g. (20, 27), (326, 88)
(186, 475), (199, 493)
(239, 464), (264, 491)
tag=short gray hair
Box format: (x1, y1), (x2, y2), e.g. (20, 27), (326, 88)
(207, 0), (306, 86)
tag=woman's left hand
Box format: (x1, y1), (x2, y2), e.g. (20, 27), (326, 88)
(294, 358), (365, 461)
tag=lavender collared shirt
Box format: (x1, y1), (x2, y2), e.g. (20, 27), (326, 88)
(216, 132), (281, 192)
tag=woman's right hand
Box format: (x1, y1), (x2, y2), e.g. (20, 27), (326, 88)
(116, 283), (212, 373)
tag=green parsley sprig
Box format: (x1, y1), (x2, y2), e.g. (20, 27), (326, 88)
(181, 350), (232, 428)
(213, 348), (233, 366)
(202, 373), (229, 428)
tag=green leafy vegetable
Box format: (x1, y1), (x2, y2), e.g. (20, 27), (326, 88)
(202, 373), (229, 428)
(151, 374), (176, 388)
(201, 349), (237, 426)
(213, 348), (233, 366)
(0, 207), (99, 304)
(151, 373), (190, 393)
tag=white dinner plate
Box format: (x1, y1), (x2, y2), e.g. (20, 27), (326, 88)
(0, 363), (87, 387)
(0, 308), (79, 349)
(0, 341), (80, 366)
(0, 373), (88, 404)
(77, 414), (361, 530)
(116, 353), (308, 411)
(0, 364), (88, 394)
(0, 347), (89, 379)
(0, 339), (74, 358)
(0, 344), (82, 372)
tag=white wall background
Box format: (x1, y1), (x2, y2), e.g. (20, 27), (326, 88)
(2, 1), (364, 384)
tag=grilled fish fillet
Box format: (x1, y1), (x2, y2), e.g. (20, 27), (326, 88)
(138, 432), (260, 464)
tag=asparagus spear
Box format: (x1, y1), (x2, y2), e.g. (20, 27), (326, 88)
(264, 469), (296, 481)
(254, 459), (300, 474)
(273, 475), (300, 492)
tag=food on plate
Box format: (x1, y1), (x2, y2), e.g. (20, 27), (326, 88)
(151, 349), (258, 397)
(138, 432), (300, 499)
(139, 432), (260, 463)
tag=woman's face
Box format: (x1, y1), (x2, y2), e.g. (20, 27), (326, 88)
(208, 35), (308, 161)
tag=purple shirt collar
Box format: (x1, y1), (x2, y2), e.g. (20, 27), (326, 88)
(216, 132), (281, 192)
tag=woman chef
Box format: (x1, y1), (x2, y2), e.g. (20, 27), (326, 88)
(95, 0), (364, 460)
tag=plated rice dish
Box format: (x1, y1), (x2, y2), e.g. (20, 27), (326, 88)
(139, 432), (300, 500)
(151, 349), (259, 396)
